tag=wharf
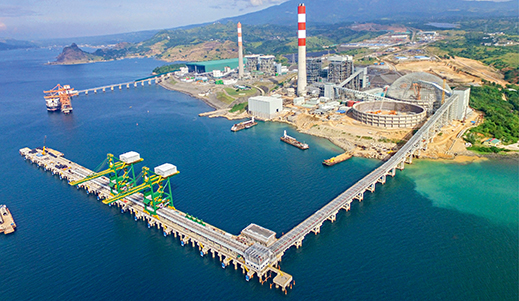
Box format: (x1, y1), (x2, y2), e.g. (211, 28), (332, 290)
(19, 147), (293, 293)
(0, 205), (16, 235)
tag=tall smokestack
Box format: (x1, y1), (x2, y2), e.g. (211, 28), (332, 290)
(238, 22), (244, 79)
(297, 3), (307, 96)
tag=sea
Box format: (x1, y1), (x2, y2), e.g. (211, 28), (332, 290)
(0, 48), (517, 301)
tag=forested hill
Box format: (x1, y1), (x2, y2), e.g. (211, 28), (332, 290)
(135, 22), (380, 62)
(220, 0), (518, 26)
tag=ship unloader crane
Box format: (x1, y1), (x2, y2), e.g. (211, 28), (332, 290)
(69, 151), (143, 195)
(44, 84), (78, 114)
(102, 163), (179, 215)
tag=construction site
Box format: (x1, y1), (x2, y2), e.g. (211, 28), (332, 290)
(153, 4), (477, 162)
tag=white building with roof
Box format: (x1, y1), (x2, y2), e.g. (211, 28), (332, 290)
(248, 96), (283, 119)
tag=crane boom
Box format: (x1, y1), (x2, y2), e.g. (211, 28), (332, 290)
(102, 174), (162, 205)
(69, 153), (143, 190)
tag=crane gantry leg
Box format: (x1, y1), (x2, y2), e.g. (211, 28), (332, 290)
(103, 163), (179, 216)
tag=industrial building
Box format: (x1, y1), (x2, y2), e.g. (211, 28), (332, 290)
(259, 55), (276, 75)
(245, 55), (259, 73)
(241, 224), (277, 247)
(248, 95), (283, 119)
(245, 55), (276, 76)
(327, 55), (354, 84)
(186, 58), (245, 74)
(307, 57), (322, 84)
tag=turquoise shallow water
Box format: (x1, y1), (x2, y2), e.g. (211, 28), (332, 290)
(0, 48), (517, 300)
(406, 159), (518, 227)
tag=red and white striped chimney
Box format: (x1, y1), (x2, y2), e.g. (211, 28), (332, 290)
(238, 22), (244, 79)
(297, 3), (307, 96)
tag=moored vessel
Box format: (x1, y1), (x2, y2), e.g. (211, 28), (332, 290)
(322, 153), (352, 166)
(280, 130), (309, 150)
(231, 117), (258, 132)
(44, 84), (78, 114)
(0, 205), (16, 235)
(46, 97), (61, 112)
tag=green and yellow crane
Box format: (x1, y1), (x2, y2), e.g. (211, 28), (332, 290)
(69, 152), (143, 195)
(102, 164), (179, 216)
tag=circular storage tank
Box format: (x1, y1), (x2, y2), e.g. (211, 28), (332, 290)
(351, 100), (426, 128)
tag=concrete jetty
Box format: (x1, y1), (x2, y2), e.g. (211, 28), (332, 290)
(19, 147), (293, 293)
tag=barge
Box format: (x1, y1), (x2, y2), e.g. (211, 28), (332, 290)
(0, 205), (16, 235)
(231, 117), (258, 132)
(322, 153), (352, 166)
(280, 130), (309, 150)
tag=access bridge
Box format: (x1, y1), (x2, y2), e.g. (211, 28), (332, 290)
(268, 94), (462, 258)
(75, 73), (173, 95)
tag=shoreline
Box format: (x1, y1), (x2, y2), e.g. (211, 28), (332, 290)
(157, 80), (518, 163)
(159, 80), (223, 110)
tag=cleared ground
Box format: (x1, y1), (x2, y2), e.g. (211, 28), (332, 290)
(393, 57), (508, 86)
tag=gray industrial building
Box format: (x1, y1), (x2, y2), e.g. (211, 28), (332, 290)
(307, 57), (322, 84)
(259, 55), (276, 75)
(327, 55), (354, 84)
(245, 55), (260, 73)
(245, 55), (276, 76)
(248, 95), (283, 119)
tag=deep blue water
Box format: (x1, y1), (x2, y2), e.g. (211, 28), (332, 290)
(0, 48), (517, 300)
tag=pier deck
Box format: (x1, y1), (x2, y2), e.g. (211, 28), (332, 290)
(19, 147), (292, 292)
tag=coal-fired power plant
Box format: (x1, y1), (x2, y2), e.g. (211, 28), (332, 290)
(297, 3), (307, 96)
(238, 22), (244, 79)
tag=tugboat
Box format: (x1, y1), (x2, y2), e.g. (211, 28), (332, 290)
(280, 130), (309, 150)
(0, 205), (16, 235)
(231, 116), (258, 132)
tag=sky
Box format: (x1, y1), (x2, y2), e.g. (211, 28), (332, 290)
(0, 0), (287, 41)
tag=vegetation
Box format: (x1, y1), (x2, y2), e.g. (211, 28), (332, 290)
(224, 87), (257, 97)
(216, 92), (234, 104)
(467, 84), (519, 144)
(230, 102), (248, 113)
(152, 63), (186, 74)
(136, 22), (385, 62)
(467, 145), (509, 154)
(378, 138), (405, 145)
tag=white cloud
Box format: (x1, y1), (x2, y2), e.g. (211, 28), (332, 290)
(248, 0), (285, 6)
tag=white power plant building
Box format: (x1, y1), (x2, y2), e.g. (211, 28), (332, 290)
(248, 96), (283, 119)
